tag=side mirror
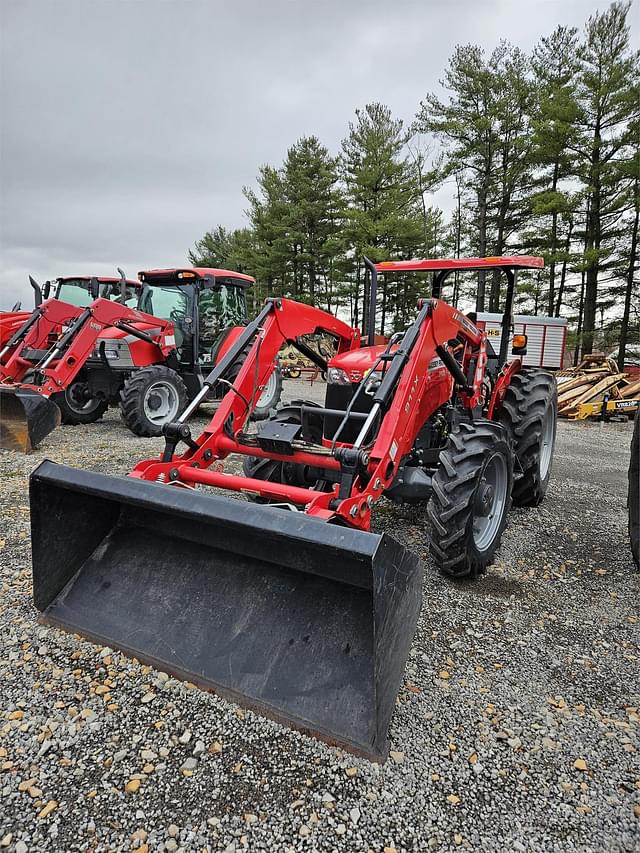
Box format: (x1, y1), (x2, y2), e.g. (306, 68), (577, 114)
(512, 333), (528, 355)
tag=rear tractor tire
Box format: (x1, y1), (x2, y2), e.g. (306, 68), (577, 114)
(629, 411), (639, 567)
(119, 365), (188, 436)
(497, 367), (557, 507)
(53, 381), (108, 425)
(427, 420), (513, 579)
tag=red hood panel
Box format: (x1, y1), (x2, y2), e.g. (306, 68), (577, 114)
(329, 345), (392, 379)
(97, 321), (164, 341)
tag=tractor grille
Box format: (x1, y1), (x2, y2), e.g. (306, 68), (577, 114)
(323, 383), (374, 444)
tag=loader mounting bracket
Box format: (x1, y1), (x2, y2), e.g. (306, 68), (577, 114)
(335, 446), (369, 501)
(161, 422), (199, 462)
(256, 419), (302, 455)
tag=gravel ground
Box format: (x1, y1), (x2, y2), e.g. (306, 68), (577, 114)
(1, 378), (638, 853)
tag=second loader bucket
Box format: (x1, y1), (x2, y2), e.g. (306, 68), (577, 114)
(0, 388), (61, 452)
(30, 461), (423, 760)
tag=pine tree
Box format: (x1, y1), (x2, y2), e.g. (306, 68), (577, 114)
(188, 226), (254, 272)
(340, 103), (427, 334)
(571, 1), (639, 355)
(486, 44), (536, 311)
(528, 26), (581, 316)
(243, 165), (291, 298)
(612, 113), (640, 369)
(416, 45), (497, 310)
(417, 43), (533, 312)
(282, 136), (343, 309)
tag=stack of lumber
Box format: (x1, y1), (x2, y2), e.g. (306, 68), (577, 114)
(556, 353), (640, 419)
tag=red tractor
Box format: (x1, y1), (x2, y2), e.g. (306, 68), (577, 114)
(30, 256), (556, 760)
(0, 267), (282, 450)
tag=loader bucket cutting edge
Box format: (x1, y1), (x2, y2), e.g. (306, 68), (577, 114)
(30, 460), (423, 760)
(0, 388), (61, 452)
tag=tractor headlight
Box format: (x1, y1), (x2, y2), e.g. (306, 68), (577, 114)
(364, 369), (383, 395)
(327, 367), (351, 385)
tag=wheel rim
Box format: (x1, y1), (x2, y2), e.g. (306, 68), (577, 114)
(257, 370), (278, 408)
(472, 452), (509, 552)
(65, 383), (100, 414)
(539, 405), (555, 480)
(143, 381), (180, 424)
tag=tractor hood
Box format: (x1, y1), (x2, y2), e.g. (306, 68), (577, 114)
(329, 345), (393, 383)
(97, 321), (167, 342)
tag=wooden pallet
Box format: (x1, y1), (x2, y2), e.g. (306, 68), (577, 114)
(556, 354), (640, 419)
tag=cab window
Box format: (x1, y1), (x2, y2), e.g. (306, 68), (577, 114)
(138, 286), (189, 349)
(56, 281), (94, 307)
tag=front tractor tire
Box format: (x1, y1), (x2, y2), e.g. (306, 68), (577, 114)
(119, 365), (188, 436)
(52, 381), (108, 425)
(427, 420), (513, 579)
(253, 365), (283, 420)
(222, 345), (283, 421)
(497, 367), (557, 507)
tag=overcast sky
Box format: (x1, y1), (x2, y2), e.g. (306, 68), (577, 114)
(0, 0), (613, 307)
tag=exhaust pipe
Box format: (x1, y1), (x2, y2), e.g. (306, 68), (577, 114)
(0, 388), (61, 452)
(30, 461), (423, 760)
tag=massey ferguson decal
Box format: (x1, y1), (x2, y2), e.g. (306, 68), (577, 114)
(453, 312), (479, 336)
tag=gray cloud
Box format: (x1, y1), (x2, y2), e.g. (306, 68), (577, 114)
(1, 0), (606, 307)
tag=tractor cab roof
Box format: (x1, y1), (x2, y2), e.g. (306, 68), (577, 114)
(375, 256), (544, 273)
(138, 268), (255, 287)
(56, 275), (140, 286)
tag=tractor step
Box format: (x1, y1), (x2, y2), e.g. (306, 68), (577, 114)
(30, 460), (423, 760)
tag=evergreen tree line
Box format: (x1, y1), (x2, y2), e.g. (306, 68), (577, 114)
(190, 2), (639, 366)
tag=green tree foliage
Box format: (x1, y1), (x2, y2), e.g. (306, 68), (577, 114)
(241, 140), (344, 312)
(188, 3), (638, 360)
(188, 225), (254, 272)
(282, 136), (343, 310)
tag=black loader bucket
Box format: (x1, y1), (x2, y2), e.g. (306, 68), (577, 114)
(0, 388), (61, 453)
(30, 461), (423, 760)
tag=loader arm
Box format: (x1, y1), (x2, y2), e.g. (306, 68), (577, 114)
(131, 297), (486, 531)
(0, 299), (86, 381)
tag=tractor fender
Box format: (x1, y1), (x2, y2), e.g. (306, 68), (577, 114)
(486, 358), (522, 420)
(214, 325), (246, 364)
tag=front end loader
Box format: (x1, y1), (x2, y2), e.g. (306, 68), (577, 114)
(29, 256), (557, 759)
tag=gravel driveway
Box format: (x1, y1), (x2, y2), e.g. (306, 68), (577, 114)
(1, 380), (638, 853)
